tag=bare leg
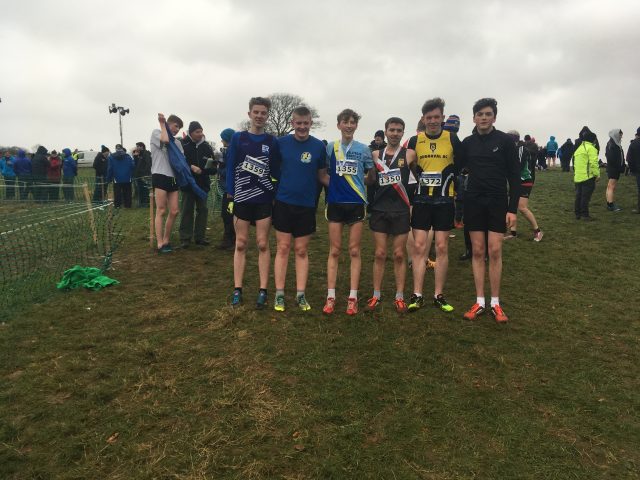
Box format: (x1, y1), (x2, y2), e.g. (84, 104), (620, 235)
(406, 228), (415, 262)
(469, 231), (487, 298)
(372, 232), (388, 292)
(274, 230), (292, 291)
(426, 228), (435, 260)
(154, 188), (168, 249)
(162, 190), (180, 246)
(293, 235), (311, 292)
(518, 196), (539, 230)
(233, 218), (250, 288)
(433, 230), (450, 296)
(606, 179), (617, 204)
(255, 217), (272, 290)
(392, 233), (408, 294)
(348, 221), (364, 291)
(487, 231), (504, 298)
(411, 229), (428, 295)
(327, 222), (343, 291)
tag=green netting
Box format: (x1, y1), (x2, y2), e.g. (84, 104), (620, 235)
(0, 195), (123, 322)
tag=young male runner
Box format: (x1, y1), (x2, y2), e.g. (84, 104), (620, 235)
(364, 117), (412, 313)
(459, 98), (520, 323)
(323, 108), (373, 316)
(272, 106), (328, 312)
(405, 98), (461, 313)
(150, 113), (184, 253)
(226, 97), (280, 309)
(504, 130), (543, 241)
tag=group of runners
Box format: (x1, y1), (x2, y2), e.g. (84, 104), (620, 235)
(152, 96), (527, 323)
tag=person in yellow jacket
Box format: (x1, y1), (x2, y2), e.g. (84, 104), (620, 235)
(573, 131), (600, 220)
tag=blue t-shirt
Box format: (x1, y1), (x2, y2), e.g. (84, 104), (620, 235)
(226, 131), (279, 204)
(274, 135), (327, 208)
(326, 140), (373, 204)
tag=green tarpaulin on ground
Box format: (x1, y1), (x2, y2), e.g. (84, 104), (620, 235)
(56, 266), (119, 291)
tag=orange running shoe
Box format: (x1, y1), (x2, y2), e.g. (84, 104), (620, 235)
(463, 303), (486, 320)
(394, 298), (408, 314)
(346, 297), (358, 315)
(366, 296), (381, 312)
(491, 304), (509, 323)
(322, 297), (336, 315)
(426, 258), (436, 269)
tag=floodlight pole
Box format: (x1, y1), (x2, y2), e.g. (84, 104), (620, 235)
(109, 104), (130, 146)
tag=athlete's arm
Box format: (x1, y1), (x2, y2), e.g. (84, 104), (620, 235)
(317, 168), (329, 187)
(504, 137), (521, 214)
(365, 150), (379, 185)
(451, 133), (463, 175)
(158, 114), (169, 144)
(405, 148), (419, 179)
(225, 133), (239, 198)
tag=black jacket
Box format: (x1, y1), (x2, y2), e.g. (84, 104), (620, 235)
(459, 128), (521, 213)
(182, 135), (216, 192)
(31, 146), (50, 177)
(133, 150), (152, 177)
(93, 152), (109, 176)
(626, 138), (640, 174)
(605, 139), (625, 172)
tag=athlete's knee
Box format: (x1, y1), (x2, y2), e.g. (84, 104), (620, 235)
(348, 246), (361, 259)
(374, 247), (386, 262)
(471, 245), (485, 260)
(435, 238), (448, 257)
(329, 244), (341, 259)
(294, 243), (308, 259)
(156, 205), (167, 216)
(169, 206), (180, 217)
(488, 242), (502, 259)
(256, 238), (269, 252)
(235, 237), (248, 252)
(277, 240), (291, 256)
(392, 248), (405, 263)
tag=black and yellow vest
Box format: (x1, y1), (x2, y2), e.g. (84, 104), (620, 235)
(414, 130), (456, 199)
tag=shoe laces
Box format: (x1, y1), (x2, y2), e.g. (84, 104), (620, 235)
(492, 304), (505, 316)
(395, 298), (407, 309)
(367, 296), (379, 307)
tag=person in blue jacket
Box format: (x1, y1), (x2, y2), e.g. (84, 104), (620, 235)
(62, 148), (78, 202)
(106, 144), (135, 208)
(13, 149), (32, 200)
(0, 150), (16, 200)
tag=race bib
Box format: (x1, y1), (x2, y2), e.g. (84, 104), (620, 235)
(379, 168), (401, 186)
(336, 159), (358, 176)
(241, 156), (267, 176)
(420, 172), (442, 186)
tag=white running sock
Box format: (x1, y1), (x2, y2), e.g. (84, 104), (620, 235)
(349, 289), (358, 299)
(476, 296), (486, 307)
(328, 289), (336, 299)
(490, 297), (500, 307)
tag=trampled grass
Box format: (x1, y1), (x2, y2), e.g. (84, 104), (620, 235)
(1, 170), (639, 479)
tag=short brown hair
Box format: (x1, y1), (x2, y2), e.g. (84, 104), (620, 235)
(385, 117), (405, 130)
(249, 96), (271, 111)
(337, 108), (361, 124)
(167, 115), (183, 129)
(421, 97), (445, 115)
(292, 105), (311, 117)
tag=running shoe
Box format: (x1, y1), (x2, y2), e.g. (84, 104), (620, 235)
(426, 258), (436, 269)
(256, 290), (268, 310)
(158, 244), (173, 254)
(434, 294), (454, 312)
(463, 303), (486, 320)
(503, 233), (517, 240)
(491, 304), (509, 323)
(231, 289), (242, 307)
(274, 294), (285, 312)
(346, 297), (358, 316)
(533, 230), (544, 242)
(296, 294), (311, 312)
(607, 204), (622, 212)
(322, 297), (335, 315)
(394, 298), (408, 314)
(407, 294), (424, 312)
(366, 296), (381, 312)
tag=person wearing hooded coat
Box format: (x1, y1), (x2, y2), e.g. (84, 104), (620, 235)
(605, 129), (625, 211)
(12, 149), (32, 200)
(0, 150), (16, 200)
(573, 131), (600, 220)
(93, 145), (110, 202)
(546, 136), (559, 168)
(558, 138), (574, 172)
(31, 146), (50, 202)
(62, 148), (78, 202)
(106, 144), (135, 208)
(47, 150), (62, 201)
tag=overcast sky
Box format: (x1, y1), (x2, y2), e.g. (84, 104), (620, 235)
(2, 0), (639, 152)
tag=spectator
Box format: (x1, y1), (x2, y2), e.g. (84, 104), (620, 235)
(573, 131), (600, 220)
(546, 136), (558, 168)
(47, 150), (62, 201)
(106, 144), (135, 208)
(605, 129), (625, 212)
(0, 150), (16, 200)
(92, 145), (110, 202)
(179, 121), (216, 247)
(558, 138), (574, 172)
(31, 146), (50, 203)
(62, 148), (78, 202)
(133, 141), (152, 207)
(13, 149), (32, 200)
(627, 127), (640, 213)
(217, 128), (236, 250)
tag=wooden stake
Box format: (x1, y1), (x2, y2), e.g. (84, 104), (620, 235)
(82, 183), (98, 244)
(149, 186), (155, 249)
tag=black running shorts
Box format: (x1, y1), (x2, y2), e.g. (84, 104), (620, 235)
(326, 203), (365, 225)
(233, 201), (272, 222)
(411, 202), (455, 231)
(152, 174), (179, 192)
(369, 210), (410, 235)
(272, 200), (316, 237)
(463, 194), (508, 233)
